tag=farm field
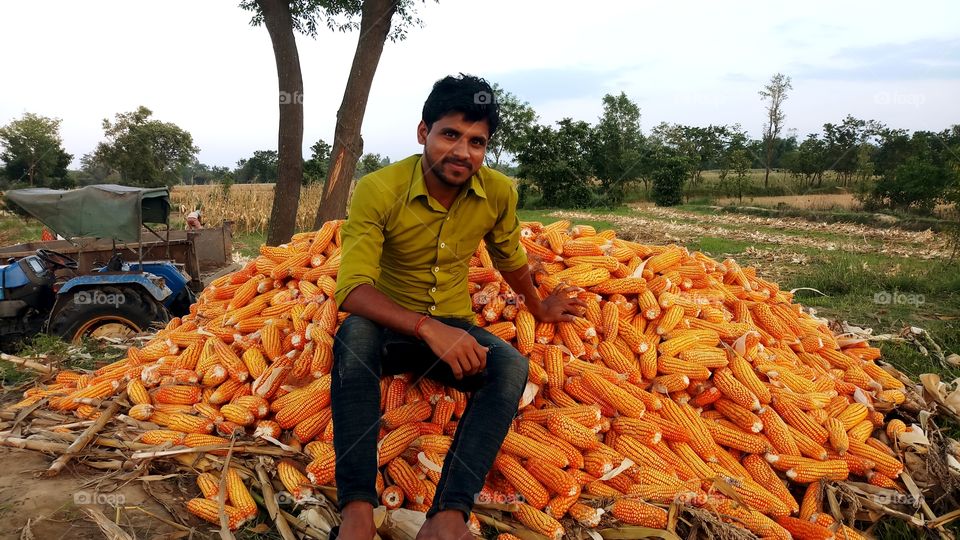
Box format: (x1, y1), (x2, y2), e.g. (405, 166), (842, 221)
(1, 195), (958, 539)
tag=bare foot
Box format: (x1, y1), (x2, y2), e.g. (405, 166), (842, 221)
(338, 501), (377, 540)
(415, 509), (472, 540)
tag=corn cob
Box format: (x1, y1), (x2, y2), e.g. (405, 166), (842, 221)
(758, 406), (801, 457)
(382, 400), (432, 430)
(610, 498), (667, 527)
(305, 442), (336, 484)
(495, 453), (550, 509)
(186, 498), (249, 530)
(582, 372), (644, 418)
(140, 429), (186, 445)
(516, 421), (585, 470)
(776, 516), (835, 540)
(381, 485), (405, 510)
(196, 472), (220, 500)
(386, 458), (426, 505)
(514, 503), (564, 540)
(501, 430), (569, 468)
(224, 468), (257, 518)
(378, 423), (421, 466)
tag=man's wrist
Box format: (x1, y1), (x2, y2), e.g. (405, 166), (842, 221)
(418, 317), (442, 340)
(525, 298), (544, 320)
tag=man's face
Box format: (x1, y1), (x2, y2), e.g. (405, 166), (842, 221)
(418, 112), (490, 188)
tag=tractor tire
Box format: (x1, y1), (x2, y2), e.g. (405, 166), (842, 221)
(48, 285), (169, 344)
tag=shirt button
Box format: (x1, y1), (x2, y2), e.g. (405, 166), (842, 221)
(440, 242), (446, 248)
(433, 266), (439, 273)
(431, 287), (437, 293)
(430, 305), (436, 311)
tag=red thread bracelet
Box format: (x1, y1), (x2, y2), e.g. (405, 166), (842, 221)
(414, 314), (430, 340)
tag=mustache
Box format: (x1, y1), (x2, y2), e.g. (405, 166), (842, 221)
(443, 158), (471, 168)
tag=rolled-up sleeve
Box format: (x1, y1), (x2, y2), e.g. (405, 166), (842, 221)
(334, 177), (386, 307)
(484, 183), (528, 272)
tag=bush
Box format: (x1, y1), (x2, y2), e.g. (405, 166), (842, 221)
(650, 152), (689, 207)
(871, 156), (955, 213)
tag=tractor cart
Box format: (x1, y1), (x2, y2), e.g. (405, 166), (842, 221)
(0, 184), (235, 347)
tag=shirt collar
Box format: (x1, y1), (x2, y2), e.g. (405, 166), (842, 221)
(408, 155), (487, 204)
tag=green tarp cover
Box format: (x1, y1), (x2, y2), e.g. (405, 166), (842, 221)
(6, 184), (170, 243)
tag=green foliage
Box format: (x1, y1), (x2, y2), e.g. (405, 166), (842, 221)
(92, 106), (199, 187)
(303, 139), (331, 184)
(588, 92), (643, 206)
(0, 112), (73, 186)
(239, 0), (425, 42)
(867, 127), (960, 213)
(649, 147), (689, 207)
(487, 83), (538, 168)
(516, 119), (596, 208)
(355, 152), (390, 178)
(822, 115), (883, 185)
(236, 150), (279, 183)
(650, 123), (731, 185)
(781, 133), (830, 187)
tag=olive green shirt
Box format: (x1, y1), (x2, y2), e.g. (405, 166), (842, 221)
(334, 154), (528, 321)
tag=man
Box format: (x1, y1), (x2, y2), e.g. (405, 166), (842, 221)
(331, 74), (583, 540)
(185, 210), (203, 230)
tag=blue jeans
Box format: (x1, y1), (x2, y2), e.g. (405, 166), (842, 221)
(331, 314), (529, 520)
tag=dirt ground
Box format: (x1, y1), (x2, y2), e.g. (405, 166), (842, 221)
(0, 447), (195, 540)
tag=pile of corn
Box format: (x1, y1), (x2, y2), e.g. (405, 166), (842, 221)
(14, 219), (910, 540)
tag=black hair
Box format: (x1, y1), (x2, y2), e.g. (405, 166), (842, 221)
(422, 74), (500, 138)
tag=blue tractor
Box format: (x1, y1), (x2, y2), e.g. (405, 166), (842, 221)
(1, 185), (196, 347)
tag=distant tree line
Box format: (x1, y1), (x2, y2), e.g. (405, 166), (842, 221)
(493, 74), (958, 213)
(4, 81), (957, 217)
(0, 106), (390, 191)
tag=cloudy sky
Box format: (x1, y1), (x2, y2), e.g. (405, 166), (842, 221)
(1, 0), (958, 169)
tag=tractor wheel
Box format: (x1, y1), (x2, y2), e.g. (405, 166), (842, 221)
(48, 286), (169, 344)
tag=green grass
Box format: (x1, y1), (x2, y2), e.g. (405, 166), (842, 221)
(681, 202), (958, 234)
(233, 230), (267, 258)
(1, 334), (124, 387)
(788, 253), (960, 380)
(0, 213), (44, 245)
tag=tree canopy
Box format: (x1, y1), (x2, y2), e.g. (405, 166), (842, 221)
(91, 106), (198, 187)
(0, 112), (72, 186)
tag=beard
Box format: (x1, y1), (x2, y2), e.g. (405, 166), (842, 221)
(425, 153), (473, 188)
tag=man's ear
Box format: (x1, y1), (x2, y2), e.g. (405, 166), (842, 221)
(417, 120), (428, 145)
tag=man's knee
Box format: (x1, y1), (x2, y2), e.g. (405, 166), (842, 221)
(486, 346), (529, 398)
(333, 315), (383, 379)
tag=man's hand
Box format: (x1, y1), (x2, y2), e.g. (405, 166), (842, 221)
(532, 284), (587, 323)
(419, 319), (488, 379)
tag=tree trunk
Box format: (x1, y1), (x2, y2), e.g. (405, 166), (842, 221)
(258, 0), (304, 246)
(313, 0), (396, 228)
(764, 141), (772, 189)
